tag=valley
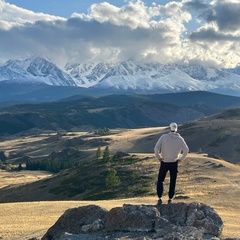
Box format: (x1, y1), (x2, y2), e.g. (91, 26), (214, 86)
(0, 125), (240, 239)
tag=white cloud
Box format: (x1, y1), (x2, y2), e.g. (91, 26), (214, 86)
(0, 0), (64, 29)
(78, 1), (158, 29)
(0, 0), (240, 68)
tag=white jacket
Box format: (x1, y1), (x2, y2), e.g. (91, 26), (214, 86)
(154, 132), (189, 162)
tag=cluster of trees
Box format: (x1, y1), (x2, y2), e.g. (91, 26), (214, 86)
(0, 160), (23, 171)
(25, 158), (77, 173)
(24, 144), (121, 189)
(96, 146), (121, 189)
(1, 141), (122, 192)
(96, 146), (111, 161)
(94, 128), (110, 136)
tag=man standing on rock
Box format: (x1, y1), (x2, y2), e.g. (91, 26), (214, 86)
(154, 122), (189, 205)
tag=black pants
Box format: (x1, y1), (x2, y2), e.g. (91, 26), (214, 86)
(157, 161), (178, 199)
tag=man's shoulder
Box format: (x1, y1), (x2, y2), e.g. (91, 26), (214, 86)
(173, 133), (186, 141)
(161, 133), (169, 138)
(177, 133), (185, 139)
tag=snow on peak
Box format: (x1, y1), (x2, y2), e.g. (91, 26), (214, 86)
(0, 56), (76, 86)
(0, 57), (240, 95)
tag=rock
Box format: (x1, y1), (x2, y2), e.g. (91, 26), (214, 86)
(158, 202), (223, 237)
(186, 202), (223, 236)
(41, 205), (108, 240)
(41, 202), (227, 240)
(154, 225), (205, 240)
(81, 219), (105, 232)
(158, 202), (189, 226)
(105, 204), (159, 232)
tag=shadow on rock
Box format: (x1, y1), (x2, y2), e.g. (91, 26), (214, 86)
(41, 202), (228, 240)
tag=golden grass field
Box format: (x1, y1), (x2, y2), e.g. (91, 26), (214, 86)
(0, 127), (240, 240)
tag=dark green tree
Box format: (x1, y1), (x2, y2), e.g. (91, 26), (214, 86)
(105, 168), (121, 189)
(95, 128), (110, 136)
(0, 160), (3, 169)
(102, 146), (111, 161)
(96, 146), (102, 160)
(17, 163), (23, 171)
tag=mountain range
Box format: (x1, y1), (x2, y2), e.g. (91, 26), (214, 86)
(0, 91), (239, 135)
(0, 56), (239, 98)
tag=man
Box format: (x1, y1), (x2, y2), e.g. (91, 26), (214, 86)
(154, 122), (189, 205)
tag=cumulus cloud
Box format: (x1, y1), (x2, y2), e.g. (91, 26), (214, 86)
(0, 0), (64, 29)
(189, 27), (240, 42)
(183, 0), (209, 11)
(203, 0), (240, 32)
(0, 0), (240, 68)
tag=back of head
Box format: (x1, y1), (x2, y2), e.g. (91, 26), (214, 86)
(169, 122), (178, 132)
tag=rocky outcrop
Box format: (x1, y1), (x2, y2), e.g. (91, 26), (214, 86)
(42, 205), (107, 240)
(41, 202), (229, 240)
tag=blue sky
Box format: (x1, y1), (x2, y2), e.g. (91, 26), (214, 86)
(4, 1), (178, 17)
(4, 0), (121, 17)
(0, 0), (240, 68)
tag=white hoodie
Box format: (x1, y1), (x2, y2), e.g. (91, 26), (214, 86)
(154, 132), (189, 162)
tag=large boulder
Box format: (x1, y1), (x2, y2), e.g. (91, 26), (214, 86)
(41, 202), (226, 240)
(42, 205), (108, 240)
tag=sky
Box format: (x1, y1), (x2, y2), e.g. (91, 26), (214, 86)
(0, 0), (240, 68)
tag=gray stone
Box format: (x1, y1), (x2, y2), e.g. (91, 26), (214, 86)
(81, 219), (105, 232)
(41, 202), (227, 240)
(41, 205), (108, 240)
(158, 202), (189, 226)
(186, 202), (223, 236)
(105, 204), (159, 232)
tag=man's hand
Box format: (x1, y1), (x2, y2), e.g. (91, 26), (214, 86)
(177, 159), (182, 163)
(158, 157), (163, 162)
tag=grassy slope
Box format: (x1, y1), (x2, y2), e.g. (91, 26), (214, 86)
(0, 153), (239, 239)
(0, 122), (240, 239)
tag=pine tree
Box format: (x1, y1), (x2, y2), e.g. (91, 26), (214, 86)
(96, 146), (102, 160)
(105, 168), (121, 189)
(103, 146), (111, 161)
(0, 160), (3, 169)
(17, 163), (23, 171)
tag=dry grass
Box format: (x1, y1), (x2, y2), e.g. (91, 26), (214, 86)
(0, 170), (52, 189)
(0, 127), (239, 239)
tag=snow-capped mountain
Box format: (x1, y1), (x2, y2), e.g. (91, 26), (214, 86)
(0, 57), (76, 86)
(65, 59), (240, 95)
(65, 62), (114, 87)
(0, 57), (240, 96)
(93, 61), (206, 92)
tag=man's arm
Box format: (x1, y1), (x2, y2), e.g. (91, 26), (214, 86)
(179, 139), (189, 161)
(154, 136), (163, 161)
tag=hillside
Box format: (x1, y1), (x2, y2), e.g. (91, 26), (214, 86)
(0, 148), (240, 239)
(182, 109), (240, 164)
(0, 81), (112, 106)
(0, 91), (239, 135)
(1, 106), (240, 167)
(0, 106), (240, 203)
(0, 112), (240, 239)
